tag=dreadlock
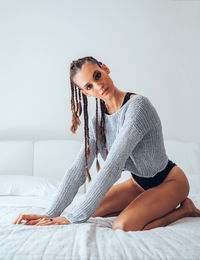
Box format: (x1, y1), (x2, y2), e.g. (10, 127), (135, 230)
(70, 56), (109, 182)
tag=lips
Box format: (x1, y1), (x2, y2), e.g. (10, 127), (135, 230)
(102, 88), (108, 95)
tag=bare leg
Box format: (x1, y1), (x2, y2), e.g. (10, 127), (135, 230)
(142, 197), (200, 230)
(92, 178), (144, 218)
(112, 166), (191, 231)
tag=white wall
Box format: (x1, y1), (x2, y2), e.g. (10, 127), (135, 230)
(0, 0), (199, 143)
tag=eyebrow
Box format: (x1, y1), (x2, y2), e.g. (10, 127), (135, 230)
(83, 70), (98, 89)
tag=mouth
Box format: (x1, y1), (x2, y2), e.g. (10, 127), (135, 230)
(102, 88), (109, 95)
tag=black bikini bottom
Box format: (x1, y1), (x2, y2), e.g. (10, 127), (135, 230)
(131, 160), (177, 190)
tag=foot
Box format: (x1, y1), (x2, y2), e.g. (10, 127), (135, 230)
(180, 197), (200, 217)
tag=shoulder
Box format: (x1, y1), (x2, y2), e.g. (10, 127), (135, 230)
(126, 94), (150, 111)
(125, 94), (160, 131)
(124, 94), (146, 119)
(129, 93), (158, 110)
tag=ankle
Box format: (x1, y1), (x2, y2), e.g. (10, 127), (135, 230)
(181, 205), (193, 217)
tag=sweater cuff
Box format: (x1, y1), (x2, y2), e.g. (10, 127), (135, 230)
(61, 212), (77, 224)
(61, 212), (87, 224)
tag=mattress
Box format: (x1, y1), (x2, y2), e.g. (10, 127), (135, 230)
(0, 194), (200, 260)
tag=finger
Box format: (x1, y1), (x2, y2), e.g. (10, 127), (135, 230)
(37, 219), (57, 225)
(38, 219), (48, 223)
(24, 217), (45, 225)
(13, 218), (19, 224)
(36, 222), (55, 226)
(13, 215), (24, 224)
(13, 215), (29, 224)
(16, 215), (23, 224)
(24, 219), (41, 225)
(35, 219), (49, 225)
(14, 215), (48, 224)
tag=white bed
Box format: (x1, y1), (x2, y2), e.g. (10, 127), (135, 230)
(0, 139), (200, 260)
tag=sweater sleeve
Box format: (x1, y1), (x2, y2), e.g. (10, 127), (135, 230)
(63, 96), (151, 224)
(42, 115), (97, 218)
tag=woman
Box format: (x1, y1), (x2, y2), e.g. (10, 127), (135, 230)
(13, 56), (200, 231)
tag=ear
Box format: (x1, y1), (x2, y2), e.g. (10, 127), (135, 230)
(101, 63), (110, 74)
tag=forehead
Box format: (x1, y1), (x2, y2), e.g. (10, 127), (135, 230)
(73, 62), (100, 89)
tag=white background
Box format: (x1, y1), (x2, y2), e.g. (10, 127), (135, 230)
(0, 0), (199, 143)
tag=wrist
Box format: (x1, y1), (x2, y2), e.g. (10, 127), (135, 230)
(63, 216), (71, 224)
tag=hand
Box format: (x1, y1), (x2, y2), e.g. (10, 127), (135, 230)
(33, 216), (71, 226)
(13, 214), (48, 225)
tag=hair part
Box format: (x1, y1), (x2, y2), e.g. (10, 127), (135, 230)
(69, 56), (109, 182)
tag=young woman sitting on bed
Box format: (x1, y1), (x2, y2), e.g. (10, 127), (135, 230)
(13, 56), (200, 231)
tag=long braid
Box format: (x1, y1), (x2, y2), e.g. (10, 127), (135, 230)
(82, 93), (91, 181)
(100, 100), (109, 156)
(74, 84), (79, 115)
(70, 79), (81, 133)
(78, 88), (82, 117)
(95, 98), (100, 172)
(69, 56), (109, 182)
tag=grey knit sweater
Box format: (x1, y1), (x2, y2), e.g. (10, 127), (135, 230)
(43, 94), (169, 223)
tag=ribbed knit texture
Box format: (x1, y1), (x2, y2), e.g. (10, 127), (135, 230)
(43, 94), (169, 223)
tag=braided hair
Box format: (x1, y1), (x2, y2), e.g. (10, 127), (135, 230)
(70, 56), (109, 182)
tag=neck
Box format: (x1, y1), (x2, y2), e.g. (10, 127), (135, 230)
(104, 88), (127, 114)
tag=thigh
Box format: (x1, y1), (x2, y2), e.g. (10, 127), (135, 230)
(112, 166), (190, 231)
(93, 177), (144, 217)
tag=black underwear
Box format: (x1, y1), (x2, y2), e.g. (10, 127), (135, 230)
(131, 160), (177, 190)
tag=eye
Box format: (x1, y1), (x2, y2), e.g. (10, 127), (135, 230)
(95, 71), (101, 80)
(86, 84), (92, 90)
(85, 71), (101, 91)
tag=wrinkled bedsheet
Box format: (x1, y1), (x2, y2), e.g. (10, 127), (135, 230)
(0, 194), (200, 260)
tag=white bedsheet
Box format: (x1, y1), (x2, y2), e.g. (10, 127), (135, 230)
(0, 194), (200, 260)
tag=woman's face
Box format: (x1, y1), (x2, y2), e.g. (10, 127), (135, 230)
(72, 62), (114, 100)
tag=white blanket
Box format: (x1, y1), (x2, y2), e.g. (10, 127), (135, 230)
(0, 194), (200, 260)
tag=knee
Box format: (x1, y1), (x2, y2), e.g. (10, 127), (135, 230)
(112, 218), (128, 231)
(112, 219), (143, 232)
(112, 221), (124, 231)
